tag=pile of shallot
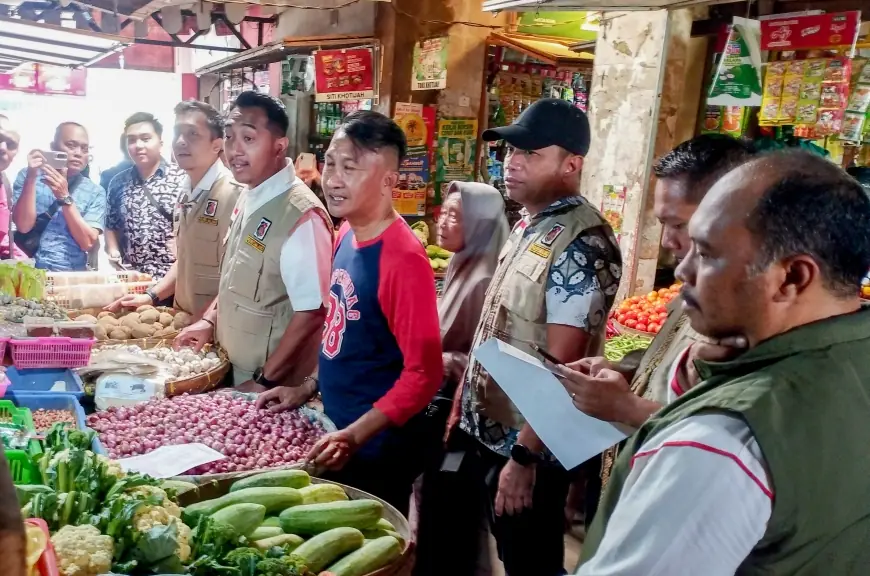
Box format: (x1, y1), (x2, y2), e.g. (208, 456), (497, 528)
(85, 393), (326, 475)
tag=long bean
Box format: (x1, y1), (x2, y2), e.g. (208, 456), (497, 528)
(605, 334), (652, 361)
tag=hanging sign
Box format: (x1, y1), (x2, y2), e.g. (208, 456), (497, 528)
(412, 37), (449, 91)
(760, 11), (861, 51)
(313, 47), (375, 102)
(708, 17), (763, 107)
(393, 103), (436, 216)
(436, 118), (477, 183)
(0, 64), (86, 96)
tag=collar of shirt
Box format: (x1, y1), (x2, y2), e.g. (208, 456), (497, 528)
(133, 159), (169, 185)
(242, 159), (300, 223)
(186, 159), (230, 205)
(520, 195), (588, 234)
(695, 307), (870, 382)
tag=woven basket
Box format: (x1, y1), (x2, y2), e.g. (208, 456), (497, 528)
(612, 320), (657, 338)
(68, 306), (181, 344)
(175, 475), (413, 576)
(92, 338), (229, 396)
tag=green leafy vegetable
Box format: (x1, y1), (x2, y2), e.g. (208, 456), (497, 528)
(224, 547), (263, 576)
(191, 515), (245, 562)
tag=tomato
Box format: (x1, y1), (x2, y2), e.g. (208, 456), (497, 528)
(654, 304), (667, 314)
(657, 288), (670, 296)
(648, 323), (661, 334)
(669, 283), (681, 291)
(624, 311), (638, 321)
(616, 313), (627, 324)
(624, 318), (638, 328)
(637, 313), (650, 323)
(635, 323), (648, 332)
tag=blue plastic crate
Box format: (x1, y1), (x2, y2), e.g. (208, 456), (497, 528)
(4, 368), (85, 401)
(8, 393), (87, 431)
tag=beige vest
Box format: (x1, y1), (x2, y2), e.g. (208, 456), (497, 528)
(216, 180), (330, 384)
(174, 173), (244, 315)
(466, 198), (613, 428)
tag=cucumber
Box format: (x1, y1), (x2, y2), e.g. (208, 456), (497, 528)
(325, 536), (402, 576)
(252, 533), (305, 552)
(250, 525), (283, 540)
(290, 527), (365, 573)
(361, 528), (404, 547)
(279, 500), (383, 535)
(375, 518), (396, 532)
(261, 516), (282, 528)
(183, 487), (302, 524)
(230, 469), (310, 492)
(298, 483), (349, 505)
(211, 503), (266, 537)
(160, 480), (198, 496)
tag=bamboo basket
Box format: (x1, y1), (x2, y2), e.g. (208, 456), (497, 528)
(68, 306), (182, 344)
(612, 319), (657, 338)
(175, 476), (413, 576)
(91, 338), (230, 396)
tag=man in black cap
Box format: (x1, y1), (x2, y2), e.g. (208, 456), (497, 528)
(441, 99), (622, 575)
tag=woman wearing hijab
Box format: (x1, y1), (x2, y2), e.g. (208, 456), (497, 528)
(414, 181), (509, 576)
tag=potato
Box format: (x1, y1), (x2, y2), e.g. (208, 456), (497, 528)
(97, 311), (115, 319)
(172, 311), (192, 330)
(108, 328), (128, 340)
(139, 309), (160, 325)
(136, 305), (155, 313)
(131, 324), (155, 339)
(75, 314), (98, 323)
(119, 313), (141, 328)
(94, 324), (108, 341)
(98, 316), (120, 327)
(158, 312), (174, 327)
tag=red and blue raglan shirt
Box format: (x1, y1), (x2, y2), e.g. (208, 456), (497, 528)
(318, 218), (443, 457)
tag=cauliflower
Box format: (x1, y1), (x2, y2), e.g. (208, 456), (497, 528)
(126, 486), (191, 562)
(51, 525), (113, 576)
(96, 454), (124, 479)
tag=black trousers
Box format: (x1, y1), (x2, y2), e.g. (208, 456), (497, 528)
(415, 431), (571, 576)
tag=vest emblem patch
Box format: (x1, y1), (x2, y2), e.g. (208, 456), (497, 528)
(541, 223), (565, 246)
(204, 199), (218, 217)
(528, 243), (551, 259)
(198, 216), (218, 225)
(254, 217), (272, 241)
(245, 235), (266, 252)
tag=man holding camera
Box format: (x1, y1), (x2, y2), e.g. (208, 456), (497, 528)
(11, 122), (105, 271)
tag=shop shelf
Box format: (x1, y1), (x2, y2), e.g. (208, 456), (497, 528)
(9, 337), (95, 370)
(4, 367), (85, 400)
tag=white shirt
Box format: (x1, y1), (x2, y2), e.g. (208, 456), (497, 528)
(186, 158), (231, 205)
(241, 161), (331, 312)
(577, 348), (772, 575)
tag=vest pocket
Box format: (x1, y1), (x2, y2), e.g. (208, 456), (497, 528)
(500, 253), (548, 323)
(192, 225), (220, 267)
(227, 248), (263, 302)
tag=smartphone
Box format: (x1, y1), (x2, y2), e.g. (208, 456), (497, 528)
(297, 152), (317, 172)
(41, 150), (67, 170)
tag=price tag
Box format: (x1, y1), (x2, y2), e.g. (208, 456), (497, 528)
(116, 443), (225, 478)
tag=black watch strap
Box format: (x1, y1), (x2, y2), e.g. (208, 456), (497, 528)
(253, 367), (278, 389)
(145, 288), (159, 305)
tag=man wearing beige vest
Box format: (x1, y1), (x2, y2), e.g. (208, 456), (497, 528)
(175, 92), (332, 395)
(447, 99), (622, 576)
(107, 100), (242, 316)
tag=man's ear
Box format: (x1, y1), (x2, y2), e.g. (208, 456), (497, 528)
(384, 170), (399, 191)
(275, 136), (289, 158)
(563, 154), (583, 180)
(49, 141), (58, 152)
(776, 254), (818, 302)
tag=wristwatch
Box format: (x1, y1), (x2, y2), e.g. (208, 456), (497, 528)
(510, 444), (542, 467)
(56, 195), (74, 207)
(252, 367), (278, 389)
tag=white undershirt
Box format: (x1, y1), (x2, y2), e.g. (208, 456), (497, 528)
(240, 161), (330, 312)
(577, 348), (773, 575)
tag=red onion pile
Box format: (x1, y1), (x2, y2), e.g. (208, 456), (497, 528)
(85, 393), (326, 475)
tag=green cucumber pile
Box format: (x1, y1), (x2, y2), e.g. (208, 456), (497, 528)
(604, 334), (653, 362)
(185, 469), (404, 576)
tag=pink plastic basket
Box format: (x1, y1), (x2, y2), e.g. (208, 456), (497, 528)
(9, 337), (95, 369)
(0, 337), (8, 360)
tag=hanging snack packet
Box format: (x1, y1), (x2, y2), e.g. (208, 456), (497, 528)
(0, 422), (31, 450)
(708, 17), (763, 107)
(759, 62), (786, 125)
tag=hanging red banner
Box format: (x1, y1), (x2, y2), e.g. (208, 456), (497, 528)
(761, 11), (861, 51)
(314, 48), (375, 103)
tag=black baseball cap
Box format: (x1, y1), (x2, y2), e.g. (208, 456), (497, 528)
(482, 98), (591, 157)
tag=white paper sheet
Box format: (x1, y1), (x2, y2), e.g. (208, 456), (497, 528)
(473, 338), (628, 470)
(116, 443), (226, 478)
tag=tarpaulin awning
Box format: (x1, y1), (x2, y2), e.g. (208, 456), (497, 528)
(484, 0), (727, 10)
(195, 35), (376, 76)
(0, 16), (127, 72)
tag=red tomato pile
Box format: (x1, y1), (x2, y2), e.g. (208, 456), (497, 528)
(613, 284), (681, 334)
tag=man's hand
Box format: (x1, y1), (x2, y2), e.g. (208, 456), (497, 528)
(682, 336), (748, 390)
(495, 459), (536, 516)
(173, 319), (214, 353)
(25, 150), (44, 176)
(572, 356), (613, 377)
(255, 383), (316, 413)
(105, 293), (151, 313)
(41, 165), (69, 200)
(236, 380), (267, 394)
(306, 429), (358, 471)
